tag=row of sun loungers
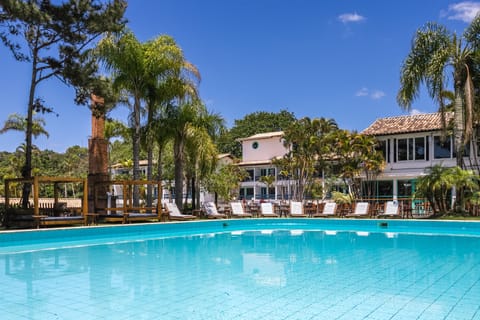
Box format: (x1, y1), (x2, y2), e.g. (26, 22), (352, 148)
(98, 200), (403, 222)
(210, 200), (403, 219)
(9, 200), (403, 229)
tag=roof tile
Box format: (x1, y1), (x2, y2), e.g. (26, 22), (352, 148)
(361, 112), (453, 136)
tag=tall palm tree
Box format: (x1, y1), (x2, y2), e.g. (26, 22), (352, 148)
(185, 126), (218, 208)
(282, 117), (338, 201)
(142, 36), (199, 207)
(166, 101), (204, 209)
(397, 18), (480, 168)
(97, 31), (149, 207)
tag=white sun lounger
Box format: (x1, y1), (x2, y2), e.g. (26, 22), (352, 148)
(165, 202), (197, 221)
(290, 201), (308, 217)
(202, 202), (227, 219)
(345, 202), (370, 218)
(230, 202), (253, 218)
(260, 202), (279, 217)
(313, 202), (337, 217)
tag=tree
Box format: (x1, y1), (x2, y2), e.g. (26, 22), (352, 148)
(0, 112), (49, 139)
(282, 117), (338, 201)
(217, 110), (296, 158)
(184, 109), (225, 209)
(0, 0), (126, 207)
(259, 174), (275, 199)
(141, 35), (198, 208)
(204, 164), (248, 203)
(415, 165), (455, 215)
(97, 31), (148, 207)
(166, 101), (204, 209)
(330, 130), (384, 200)
(397, 18), (480, 169)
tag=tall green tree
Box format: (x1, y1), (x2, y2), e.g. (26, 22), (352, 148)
(397, 18), (480, 169)
(142, 35), (199, 207)
(0, 0), (126, 207)
(166, 101), (205, 209)
(184, 110), (225, 209)
(282, 117), (338, 201)
(330, 130), (384, 199)
(97, 31), (147, 206)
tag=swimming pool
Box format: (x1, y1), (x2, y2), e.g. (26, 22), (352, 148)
(1, 219), (479, 319)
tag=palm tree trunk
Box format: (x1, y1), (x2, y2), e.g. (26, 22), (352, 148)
(174, 137), (184, 210)
(132, 95), (141, 208)
(146, 147), (153, 211)
(453, 87), (465, 168)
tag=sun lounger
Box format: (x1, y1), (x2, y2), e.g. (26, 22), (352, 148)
(202, 202), (227, 219)
(377, 201), (401, 218)
(345, 202), (370, 218)
(260, 202), (279, 217)
(230, 202), (253, 218)
(313, 202), (337, 217)
(290, 201), (308, 217)
(165, 202), (197, 221)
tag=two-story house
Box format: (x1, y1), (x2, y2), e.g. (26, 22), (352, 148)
(235, 112), (476, 203)
(237, 131), (289, 200)
(361, 112), (476, 201)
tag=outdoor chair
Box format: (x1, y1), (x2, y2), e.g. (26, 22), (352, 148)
(230, 202), (253, 218)
(202, 202), (227, 219)
(345, 202), (370, 218)
(289, 201), (308, 217)
(377, 201), (401, 218)
(313, 202), (337, 218)
(164, 202), (197, 221)
(260, 202), (279, 217)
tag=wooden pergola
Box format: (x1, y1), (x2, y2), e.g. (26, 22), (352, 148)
(4, 176), (88, 228)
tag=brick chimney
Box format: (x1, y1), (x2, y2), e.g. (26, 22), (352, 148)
(87, 94), (110, 213)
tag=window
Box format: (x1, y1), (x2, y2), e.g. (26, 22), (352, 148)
(434, 136), (451, 159)
(398, 139), (408, 161)
(415, 137), (425, 160)
(243, 169), (254, 181)
(361, 180), (393, 199)
(240, 187), (254, 200)
(397, 137), (426, 161)
(397, 180), (414, 198)
(376, 140), (387, 162)
(252, 141), (259, 149)
(378, 181), (393, 198)
(260, 168), (275, 176)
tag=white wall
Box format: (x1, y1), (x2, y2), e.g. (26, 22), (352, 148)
(242, 135), (288, 162)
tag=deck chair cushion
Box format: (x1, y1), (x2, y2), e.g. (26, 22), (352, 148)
(230, 202), (245, 215)
(384, 201), (399, 215)
(290, 202), (304, 215)
(260, 203), (274, 215)
(204, 202), (218, 216)
(323, 202), (337, 215)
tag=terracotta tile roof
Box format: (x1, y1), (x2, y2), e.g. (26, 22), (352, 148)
(361, 112), (453, 136)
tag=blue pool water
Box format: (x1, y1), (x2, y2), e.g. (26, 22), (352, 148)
(1, 219), (480, 319)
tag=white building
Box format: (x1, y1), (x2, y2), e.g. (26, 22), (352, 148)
(235, 112), (478, 202)
(361, 112), (478, 200)
(237, 131), (290, 200)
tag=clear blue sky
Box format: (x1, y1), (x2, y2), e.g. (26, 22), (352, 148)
(0, 0), (478, 152)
